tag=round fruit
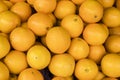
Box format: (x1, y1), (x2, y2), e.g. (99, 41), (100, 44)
(102, 7), (120, 27)
(0, 34), (10, 59)
(75, 59), (98, 80)
(109, 26), (120, 35)
(4, 50), (28, 74)
(68, 38), (89, 60)
(61, 14), (84, 38)
(10, 1), (32, 22)
(18, 68), (44, 80)
(49, 54), (75, 77)
(10, 27), (35, 51)
(27, 12), (53, 36)
(0, 0), (8, 13)
(101, 53), (120, 77)
(72, 0), (85, 5)
(79, 0), (103, 23)
(27, 44), (51, 70)
(0, 61), (9, 80)
(0, 10), (21, 33)
(83, 23), (109, 45)
(33, 0), (57, 13)
(94, 71), (105, 80)
(105, 35), (120, 53)
(54, 0), (76, 19)
(46, 27), (71, 54)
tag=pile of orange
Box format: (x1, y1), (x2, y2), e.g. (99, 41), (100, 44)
(0, 0), (120, 80)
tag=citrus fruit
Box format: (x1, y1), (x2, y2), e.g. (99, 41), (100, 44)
(68, 37), (89, 60)
(72, 0), (85, 5)
(75, 58), (98, 80)
(10, 1), (32, 22)
(94, 71), (105, 80)
(116, 0), (120, 10)
(27, 12), (53, 36)
(61, 14), (84, 38)
(2, 0), (13, 9)
(10, 27), (35, 51)
(109, 26), (120, 35)
(83, 23), (109, 45)
(46, 26), (71, 54)
(105, 35), (120, 53)
(49, 54), (75, 77)
(0, 61), (9, 80)
(0, 10), (21, 33)
(79, 0), (103, 23)
(33, 0), (57, 13)
(0, 34), (10, 59)
(88, 45), (106, 64)
(0, 0), (8, 13)
(101, 53), (120, 78)
(27, 44), (51, 70)
(4, 50), (28, 74)
(18, 68), (44, 80)
(97, 0), (115, 8)
(102, 7), (120, 27)
(9, 0), (26, 4)
(54, 0), (76, 19)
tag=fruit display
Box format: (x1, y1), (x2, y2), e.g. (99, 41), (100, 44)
(0, 0), (120, 80)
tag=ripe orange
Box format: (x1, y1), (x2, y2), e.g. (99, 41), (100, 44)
(48, 13), (56, 25)
(54, 0), (76, 19)
(109, 26), (120, 36)
(27, 44), (51, 70)
(83, 23), (109, 45)
(79, 0), (103, 23)
(94, 71), (105, 80)
(0, 10), (21, 33)
(10, 2), (32, 22)
(101, 53), (120, 77)
(0, 0), (8, 13)
(105, 35), (120, 53)
(72, 0), (85, 5)
(3, 0), (13, 9)
(49, 54), (75, 77)
(102, 7), (120, 27)
(61, 14), (84, 38)
(4, 50), (28, 74)
(33, 0), (57, 13)
(27, 12), (53, 36)
(0, 61), (9, 80)
(46, 26), (71, 54)
(88, 45), (106, 64)
(18, 68), (44, 80)
(75, 58), (98, 80)
(26, 0), (34, 5)
(68, 38), (89, 60)
(10, 27), (35, 51)
(97, 0), (115, 8)
(0, 34), (10, 59)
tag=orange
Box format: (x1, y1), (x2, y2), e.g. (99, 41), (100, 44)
(49, 54), (75, 77)
(68, 38), (89, 60)
(97, 0), (115, 8)
(46, 26), (71, 54)
(94, 71), (105, 80)
(101, 53), (120, 78)
(4, 50), (28, 74)
(0, 61), (9, 80)
(105, 35), (120, 53)
(102, 77), (118, 80)
(75, 58), (98, 80)
(102, 7), (120, 27)
(109, 26), (120, 36)
(83, 23), (109, 45)
(27, 12), (53, 36)
(61, 14), (84, 38)
(9, 0), (26, 4)
(88, 45), (106, 64)
(72, 0), (85, 5)
(54, 0), (76, 19)
(27, 44), (51, 70)
(79, 0), (103, 23)
(26, 0), (34, 5)
(10, 2), (32, 22)
(3, 0), (13, 9)
(18, 68), (44, 80)
(0, 34), (10, 59)
(40, 36), (47, 47)
(33, 0), (57, 13)
(10, 27), (35, 51)
(0, 10), (21, 33)
(48, 13), (56, 25)
(116, 0), (120, 10)
(0, 0), (8, 13)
